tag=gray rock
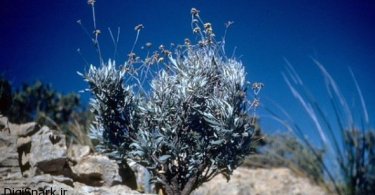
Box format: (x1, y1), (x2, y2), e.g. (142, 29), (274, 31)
(16, 136), (31, 169)
(0, 122), (23, 181)
(28, 174), (72, 186)
(68, 144), (91, 163)
(1, 118), (141, 195)
(0, 116), (37, 136)
(0, 116), (11, 134)
(73, 182), (140, 195)
(16, 122), (38, 137)
(0, 133), (18, 167)
(21, 175), (73, 195)
(129, 161), (153, 193)
(0, 167), (22, 179)
(192, 167), (330, 195)
(72, 154), (122, 187)
(29, 126), (67, 174)
(34, 181), (74, 195)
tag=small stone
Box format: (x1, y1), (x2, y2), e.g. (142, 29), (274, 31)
(68, 144), (91, 163)
(72, 154), (122, 187)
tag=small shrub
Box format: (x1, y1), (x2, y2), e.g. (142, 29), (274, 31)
(80, 4), (263, 194)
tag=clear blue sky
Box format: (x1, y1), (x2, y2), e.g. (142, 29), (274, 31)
(1, 0), (374, 142)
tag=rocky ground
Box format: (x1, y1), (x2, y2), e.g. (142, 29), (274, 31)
(193, 167), (329, 195)
(0, 116), (139, 195)
(0, 116), (330, 195)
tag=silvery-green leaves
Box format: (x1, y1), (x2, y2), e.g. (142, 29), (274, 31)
(81, 22), (261, 194)
(80, 59), (136, 160)
(129, 40), (256, 187)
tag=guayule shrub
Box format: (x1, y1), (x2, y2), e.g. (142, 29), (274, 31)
(81, 7), (262, 195)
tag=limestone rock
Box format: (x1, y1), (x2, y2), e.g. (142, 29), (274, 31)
(0, 120), (23, 181)
(72, 154), (122, 187)
(29, 174), (74, 187)
(73, 182), (139, 195)
(16, 122), (38, 137)
(16, 136), (32, 174)
(1, 117), (140, 195)
(33, 181), (74, 195)
(0, 132), (18, 168)
(68, 144), (91, 163)
(129, 161), (153, 193)
(29, 126), (67, 174)
(0, 116), (37, 136)
(192, 167), (329, 195)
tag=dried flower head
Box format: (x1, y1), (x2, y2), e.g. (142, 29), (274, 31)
(134, 24), (144, 31)
(128, 52), (136, 61)
(93, 29), (101, 36)
(87, 0), (95, 6)
(145, 42), (152, 48)
(252, 82), (264, 90)
(204, 23), (214, 35)
(251, 98), (261, 108)
(162, 49), (171, 56)
(251, 82), (264, 96)
(204, 23), (212, 29)
(193, 27), (201, 34)
(184, 38), (191, 45)
(225, 21), (234, 28)
(191, 8), (200, 16)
